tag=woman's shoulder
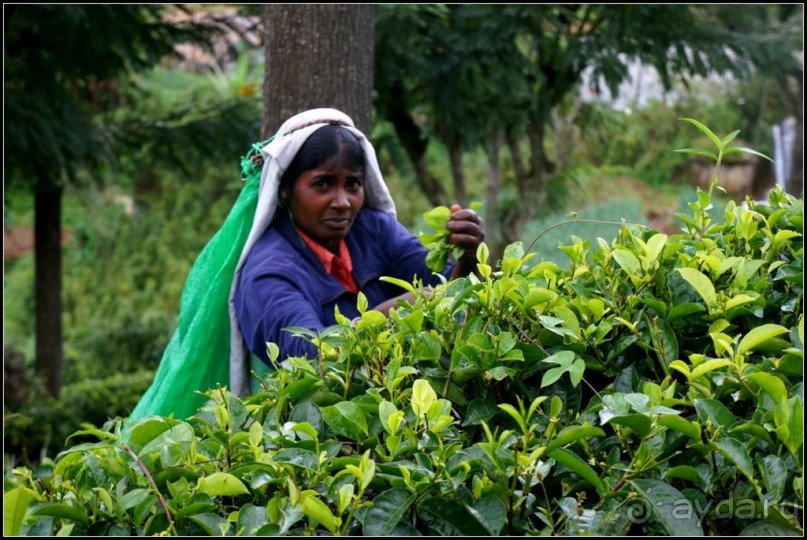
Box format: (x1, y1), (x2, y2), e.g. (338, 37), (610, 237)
(355, 207), (399, 231)
(243, 225), (303, 274)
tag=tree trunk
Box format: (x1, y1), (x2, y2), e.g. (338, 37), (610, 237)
(484, 131), (502, 262)
(262, 4), (375, 137)
(447, 142), (467, 207)
(385, 82), (447, 207)
(780, 69), (803, 199)
(34, 182), (64, 398)
(500, 113), (551, 249)
(787, 123), (803, 198)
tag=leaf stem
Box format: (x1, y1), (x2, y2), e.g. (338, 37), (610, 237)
(120, 440), (175, 531)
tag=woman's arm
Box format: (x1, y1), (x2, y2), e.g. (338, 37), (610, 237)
(234, 273), (324, 364)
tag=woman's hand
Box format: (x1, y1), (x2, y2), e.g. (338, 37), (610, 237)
(446, 204), (485, 277)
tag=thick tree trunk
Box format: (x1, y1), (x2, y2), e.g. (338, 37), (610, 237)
(262, 4), (375, 137)
(34, 182), (64, 398)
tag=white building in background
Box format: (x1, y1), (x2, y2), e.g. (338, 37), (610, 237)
(578, 56), (796, 201)
(578, 55), (737, 114)
(772, 117), (797, 193)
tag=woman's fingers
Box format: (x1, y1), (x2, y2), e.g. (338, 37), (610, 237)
(446, 207), (485, 248)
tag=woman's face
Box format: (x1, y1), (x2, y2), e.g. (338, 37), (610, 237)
(285, 157), (365, 253)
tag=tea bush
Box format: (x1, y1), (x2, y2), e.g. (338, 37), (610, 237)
(4, 370), (155, 468)
(4, 182), (801, 536)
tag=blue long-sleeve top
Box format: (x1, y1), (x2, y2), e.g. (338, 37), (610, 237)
(233, 208), (454, 365)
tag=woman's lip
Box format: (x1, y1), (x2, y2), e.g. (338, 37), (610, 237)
(323, 217), (350, 228)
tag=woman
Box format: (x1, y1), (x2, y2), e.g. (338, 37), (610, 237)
(129, 108), (483, 421)
(234, 118), (484, 369)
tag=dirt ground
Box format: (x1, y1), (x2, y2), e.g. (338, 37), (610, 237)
(4, 227), (73, 260)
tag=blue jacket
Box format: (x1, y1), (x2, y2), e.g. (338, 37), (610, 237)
(234, 208), (454, 365)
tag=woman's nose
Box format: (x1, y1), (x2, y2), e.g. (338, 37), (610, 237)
(331, 188), (350, 208)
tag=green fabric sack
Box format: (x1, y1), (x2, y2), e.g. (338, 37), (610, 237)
(127, 141), (268, 421)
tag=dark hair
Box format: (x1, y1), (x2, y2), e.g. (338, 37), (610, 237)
(279, 124), (366, 194)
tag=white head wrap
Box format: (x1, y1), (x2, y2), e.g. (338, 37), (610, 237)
(227, 108), (396, 395)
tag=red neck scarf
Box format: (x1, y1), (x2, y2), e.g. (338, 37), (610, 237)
(296, 229), (358, 293)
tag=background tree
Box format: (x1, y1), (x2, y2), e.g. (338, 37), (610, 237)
(3, 5), (251, 397)
(374, 4), (802, 259)
(703, 4), (803, 198)
(262, 4), (375, 137)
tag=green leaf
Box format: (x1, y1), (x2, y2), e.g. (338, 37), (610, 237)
(723, 146), (774, 162)
(379, 276), (418, 296)
(679, 117), (722, 150)
(690, 358), (732, 380)
(468, 496), (507, 536)
(694, 398), (736, 430)
(138, 422), (194, 459)
(237, 504), (269, 536)
(737, 324), (789, 355)
(612, 249), (641, 275)
(421, 205), (452, 230)
(187, 512), (231, 536)
(417, 497), (490, 536)
(30, 503), (89, 525)
(772, 229), (802, 250)
(663, 465), (705, 489)
(715, 438), (754, 479)
(774, 397), (803, 456)
(667, 303), (707, 321)
(124, 416), (180, 453)
(463, 399), (499, 427)
(541, 351), (586, 388)
(721, 130), (741, 146)
(273, 448), (319, 471)
(674, 148), (719, 160)
(645, 233), (668, 262)
(378, 400), (398, 434)
(363, 488), (416, 536)
(4, 486), (33, 536)
(657, 414), (700, 441)
(745, 372), (788, 404)
(730, 422), (775, 445)
(650, 317), (679, 371)
(524, 287), (557, 309)
(757, 455), (787, 502)
(547, 448), (606, 496)
(676, 268), (717, 309)
(175, 499), (217, 518)
(299, 490), (340, 534)
(553, 305), (581, 337)
(197, 472), (250, 497)
(726, 294), (759, 311)
(607, 414), (652, 437)
(629, 478), (704, 536)
(321, 401), (369, 440)
(119, 488), (151, 511)
(498, 403), (528, 434)
(411, 379), (438, 417)
(739, 521), (802, 536)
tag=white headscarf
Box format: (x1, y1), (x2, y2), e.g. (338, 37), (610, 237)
(227, 108), (396, 395)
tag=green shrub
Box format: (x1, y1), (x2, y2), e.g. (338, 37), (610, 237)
(5, 182), (801, 536)
(3, 165), (241, 387)
(4, 369), (155, 466)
